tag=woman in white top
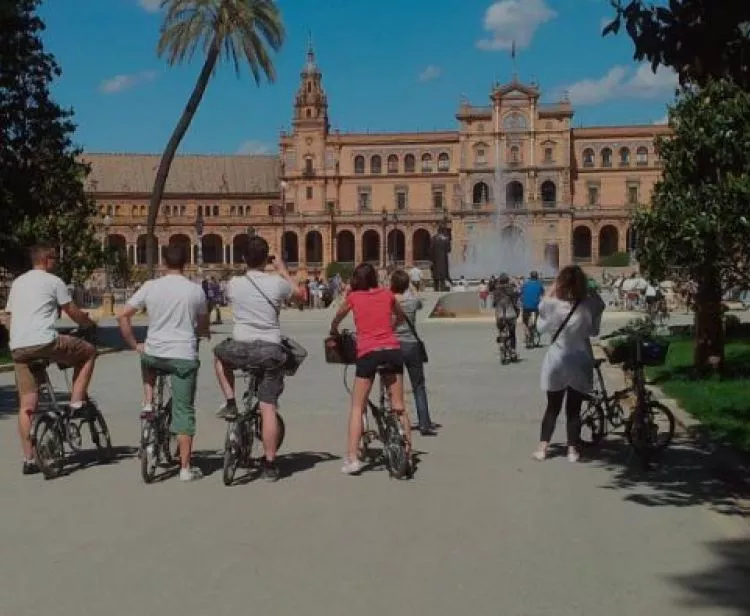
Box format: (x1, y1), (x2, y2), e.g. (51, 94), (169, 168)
(534, 266), (605, 462)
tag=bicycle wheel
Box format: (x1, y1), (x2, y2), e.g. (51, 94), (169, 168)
(33, 416), (65, 479)
(579, 399), (605, 447)
(222, 423), (241, 486)
(255, 412), (286, 451)
(87, 410), (113, 463)
(140, 422), (158, 484)
(383, 416), (409, 479)
(532, 329), (542, 348)
(625, 399), (676, 454)
(159, 400), (177, 466)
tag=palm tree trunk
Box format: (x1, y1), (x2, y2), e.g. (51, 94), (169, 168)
(145, 36), (220, 277)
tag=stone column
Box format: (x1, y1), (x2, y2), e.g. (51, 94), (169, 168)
(405, 225), (413, 265)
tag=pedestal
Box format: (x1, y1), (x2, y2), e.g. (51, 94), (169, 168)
(101, 292), (115, 317)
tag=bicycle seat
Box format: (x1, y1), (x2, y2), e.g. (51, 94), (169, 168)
(375, 363), (397, 374)
(151, 368), (173, 378)
(594, 358), (607, 367)
(27, 359), (50, 370)
(237, 365), (264, 377)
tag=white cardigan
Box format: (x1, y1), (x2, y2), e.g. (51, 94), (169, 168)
(537, 295), (606, 393)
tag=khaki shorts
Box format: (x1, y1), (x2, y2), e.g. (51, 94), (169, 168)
(12, 335), (96, 397)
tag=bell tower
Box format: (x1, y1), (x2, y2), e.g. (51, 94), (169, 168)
(293, 42), (329, 134)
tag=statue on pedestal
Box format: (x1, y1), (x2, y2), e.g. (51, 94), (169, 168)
(430, 225), (452, 292)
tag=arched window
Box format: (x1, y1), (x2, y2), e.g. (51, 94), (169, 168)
(619, 147), (630, 166)
(582, 148), (595, 167)
(387, 154), (399, 174)
(601, 148), (613, 167)
(354, 155), (365, 174)
(212, 205), (219, 216)
(370, 155), (382, 174)
(636, 147), (648, 165)
(404, 154), (415, 173)
(437, 152), (450, 171)
(506, 181), (524, 209)
(421, 153), (433, 173)
(541, 180), (556, 206)
(472, 181), (490, 205)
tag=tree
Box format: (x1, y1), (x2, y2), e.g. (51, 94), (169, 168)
(632, 78), (750, 370)
(145, 0), (285, 276)
(604, 0), (750, 89)
(0, 0), (103, 283)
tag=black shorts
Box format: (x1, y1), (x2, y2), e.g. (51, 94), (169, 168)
(522, 308), (538, 325)
(355, 348), (404, 380)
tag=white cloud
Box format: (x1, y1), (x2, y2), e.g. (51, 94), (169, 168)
(477, 0), (557, 51)
(236, 140), (274, 155)
(138, 0), (162, 12)
(418, 65), (441, 82)
(98, 70), (158, 94)
(564, 64), (679, 105)
(653, 114), (669, 125)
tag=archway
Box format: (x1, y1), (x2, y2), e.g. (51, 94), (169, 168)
(473, 181), (490, 205)
(336, 230), (355, 262)
(544, 243), (560, 270)
(598, 225), (619, 259)
(413, 228), (431, 262)
(281, 231), (299, 264)
(135, 234), (157, 265)
(232, 234), (250, 264)
(362, 230), (380, 263)
(305, 230), (323, 265)
(540, 180), (556, 206)
(572, 226), (592, 261)
(202, 234), (223, 264)
(506, 181), (524, 209)
(501, 225), (523, 242)
(387, 229), (406, 265)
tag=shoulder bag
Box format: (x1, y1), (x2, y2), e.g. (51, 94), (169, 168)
(402, 313), (428, 364)
(550, 299), (582, 345)
(245, 274), (308, 375)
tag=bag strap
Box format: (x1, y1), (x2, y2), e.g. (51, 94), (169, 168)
(402, 312), (423, 343)
(551, 300), (581, 345)
(245, 273), (280, 317)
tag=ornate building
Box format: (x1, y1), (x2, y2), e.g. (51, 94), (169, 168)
(88, 46), (669, 278)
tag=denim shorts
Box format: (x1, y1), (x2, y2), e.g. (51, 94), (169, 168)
(213, 339), (286, 405)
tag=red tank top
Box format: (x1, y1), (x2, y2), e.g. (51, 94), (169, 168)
(347, 288), (400, 358)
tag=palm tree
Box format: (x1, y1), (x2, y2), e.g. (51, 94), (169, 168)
(145, 0), (285, 276)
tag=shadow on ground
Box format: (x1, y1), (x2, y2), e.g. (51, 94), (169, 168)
(668, 537), (750, 615)
(193, 449), (340, 482)
(588, 435), (750, 518)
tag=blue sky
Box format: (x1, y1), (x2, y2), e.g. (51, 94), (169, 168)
(39, 0), (676, 155)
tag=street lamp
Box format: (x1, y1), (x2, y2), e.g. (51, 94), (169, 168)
(381, 208), (388, 269)
(280, 180), (288, 263)
(102, 214), (112, 291)
(195, 209), (204, 278)
(390, 211), (399, 266)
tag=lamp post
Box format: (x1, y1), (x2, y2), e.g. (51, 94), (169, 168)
(102, 214), (112, 291)
(195, 209), (204, 279)
(280, 180), (288, 263)
(390, 211), (400, 267)
(381, 208), (388, 269)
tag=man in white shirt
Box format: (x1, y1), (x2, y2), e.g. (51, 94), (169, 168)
(409, 265), (423, 292)
(5, 244), (97, 475)
(213, 235), (303, 481)
(118, 245), (209, 482)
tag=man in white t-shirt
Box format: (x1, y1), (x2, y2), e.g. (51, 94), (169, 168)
(5, 244), (97, 475)
(118, 245), (209, 482)
(409, 265), (423, 292)
(212, 235), (303, 481)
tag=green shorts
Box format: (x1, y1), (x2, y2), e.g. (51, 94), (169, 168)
(140, 354), (199, 437)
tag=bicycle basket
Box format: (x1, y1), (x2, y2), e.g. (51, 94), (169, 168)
(324, 331), (357, 365)
(604, 339), (670, 367)
(281, 335), (308, 376)
(641, 339), (670, 366)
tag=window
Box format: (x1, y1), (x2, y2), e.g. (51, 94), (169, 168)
(627, 184), (639, 204)
(198, 206), (203, 216)
(165, 205), (170, 216)
(476, 148), (487, 165)
(404, 154), (415, 173)
(582, 148), (594, 167)
(115, 205), (121, 216)
(307, 82), (312, 93)
(285, 202), (295, 214)
(370, 155), (382, 174)
(438, 153), (450, 172)
(213, 205), (219, 216)
(421, 153), (433, 172)
(432, 185), (445, 210)
(354, 155), (365, 174)
(619, 147), (630, 166)
(230, 206), (236, 216)
(544, 147), (554, 163)
(503, 112), (528, 131)
(131, 205), (137, 216)
(305, 109), (312, 118)
(387, 154), (399, 174)
(325, 149), (335, 169)
(395, 189), (407, 211)
(180, 205), (186, 216)
(306, 186), (313, 200)
(304, 157), (314, 175)
(601, 148), (613, 167)
(509, 145), (521, 165)
(587, 185), (599, 206)
(636, 147), (648, 166)
(358, 187), (371, 211)
(106, 205), (113, 215)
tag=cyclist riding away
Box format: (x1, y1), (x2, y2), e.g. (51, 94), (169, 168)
(5, 243), (97, 475)
(520, 271), (545, 343)
(118, 245), (209, 482)
(493, 272), (520, 361)
(212, 235), (303, 482)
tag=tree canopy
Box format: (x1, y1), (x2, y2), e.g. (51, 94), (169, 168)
(0, 0), (102, 282)
(605, 0), (750, 89)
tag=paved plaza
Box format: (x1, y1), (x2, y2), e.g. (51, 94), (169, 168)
(0, 306), (748, 615)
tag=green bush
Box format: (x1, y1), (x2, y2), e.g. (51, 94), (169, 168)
(598, 251), (631, 267)
(325, 261), (354, 281)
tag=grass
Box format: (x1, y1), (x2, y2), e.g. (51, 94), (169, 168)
(647, 336), (750, 452)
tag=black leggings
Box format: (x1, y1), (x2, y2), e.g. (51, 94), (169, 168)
(540, 388), (584, 446)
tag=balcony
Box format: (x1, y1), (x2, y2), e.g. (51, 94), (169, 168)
(302, 168), (316, 178)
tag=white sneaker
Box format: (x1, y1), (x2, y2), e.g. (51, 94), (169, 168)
(532, 449), (547, 461)
(341, 458), (364, 475)
(567, 450), (580, 463)
(179, 467), (203, 481)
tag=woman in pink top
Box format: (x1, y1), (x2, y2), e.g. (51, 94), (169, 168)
(330, 263), (411, 474)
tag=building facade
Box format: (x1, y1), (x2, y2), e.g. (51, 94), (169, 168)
(89, 46), (670, 278)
